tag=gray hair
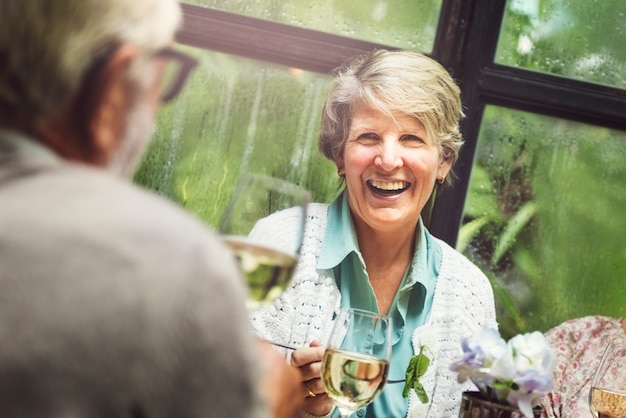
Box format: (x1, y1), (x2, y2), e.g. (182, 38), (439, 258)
(0, 0), (181, 127)
(318, 49), (465, 187)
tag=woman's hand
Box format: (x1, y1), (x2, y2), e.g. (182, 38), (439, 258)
(290, 340), (334, 417)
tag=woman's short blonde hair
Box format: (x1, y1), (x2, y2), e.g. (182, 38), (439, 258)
(318, 49), (465, 187)
(0, 0), (181, 127)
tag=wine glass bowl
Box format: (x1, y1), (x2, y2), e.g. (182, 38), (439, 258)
(219, 173), (310, 310)
(321, 308), (392, 417)
(589, 339), (626, 418)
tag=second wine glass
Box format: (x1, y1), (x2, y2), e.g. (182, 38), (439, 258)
(589, 339), (626, 418)
(219, 172), (310, 310)
(321, 308), (392, 418)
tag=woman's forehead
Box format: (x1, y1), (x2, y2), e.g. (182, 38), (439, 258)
(350, 106), (426, 131)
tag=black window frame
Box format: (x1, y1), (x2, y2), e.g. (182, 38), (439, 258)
(176, 0), (626, 246)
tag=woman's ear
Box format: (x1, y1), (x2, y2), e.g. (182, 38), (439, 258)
(437, 153), (453, 181)
(79, 44), (140, 166)
(336, 158), (345, 176)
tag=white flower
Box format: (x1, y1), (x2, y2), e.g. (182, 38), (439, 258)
(450, 329), (557, 418)
(492, 332), (556, 381)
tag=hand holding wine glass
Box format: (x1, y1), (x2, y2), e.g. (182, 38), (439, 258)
(219, 172), (310, 311)
(589, 339), (626, 418)
(321, 308), (392, 418)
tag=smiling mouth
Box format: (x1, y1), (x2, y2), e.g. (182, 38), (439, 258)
(367, 180), (410, 196)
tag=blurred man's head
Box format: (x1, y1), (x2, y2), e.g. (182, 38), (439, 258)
(0, 0), (195, 176)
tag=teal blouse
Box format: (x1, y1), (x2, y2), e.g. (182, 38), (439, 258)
(317, 191), (442, 418)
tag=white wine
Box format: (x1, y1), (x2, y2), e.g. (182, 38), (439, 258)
(321, 348), (389, 413)
(590, 386), (626, 418)
(224, 236), (297, 309)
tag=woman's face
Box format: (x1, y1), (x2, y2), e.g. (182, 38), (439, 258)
(338, 106), (452, 234)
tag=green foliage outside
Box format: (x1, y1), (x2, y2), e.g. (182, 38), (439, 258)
(134, 49), (339, 227)
(459, 107), (626, 339)
(497, 0), (625, 88)
(458, 0), (626, 338)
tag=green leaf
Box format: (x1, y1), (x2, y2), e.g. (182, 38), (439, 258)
(463, 165), (499, 219)
(457, 216), (492, 253)
(402, 345), (432, 403)
(402, 358), (417, 398)
(414, 352), (431, 376)
(414, 382), (428, 404)
(491, 201), (537, 265)
(492, 380), (513, 390)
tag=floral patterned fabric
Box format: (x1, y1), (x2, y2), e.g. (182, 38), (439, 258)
(540, 316), (626, 418)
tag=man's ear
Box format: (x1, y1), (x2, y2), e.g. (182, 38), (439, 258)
(80, 44), (140, 166)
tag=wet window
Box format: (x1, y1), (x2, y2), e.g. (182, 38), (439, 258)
(134, 46), (339, 227)
(460, 105), (626, 333)
(183, 0), (442, 53)
(497, 0), (626, 89)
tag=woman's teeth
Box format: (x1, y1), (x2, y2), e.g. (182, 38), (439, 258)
(367, 180), (409, 195)
(369, 180), (408, 191)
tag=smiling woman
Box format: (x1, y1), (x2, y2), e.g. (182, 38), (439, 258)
(249, 49), (498, 418)
(341, 107), (448, 238)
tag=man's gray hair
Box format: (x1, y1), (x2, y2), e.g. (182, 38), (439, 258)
(0, 0), (181, 127)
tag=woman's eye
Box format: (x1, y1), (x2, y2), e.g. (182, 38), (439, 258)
(403, 134), (425, 143)
(357, 133), (379, 141)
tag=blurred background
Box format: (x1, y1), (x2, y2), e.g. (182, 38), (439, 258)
(135, 0), (626, 339)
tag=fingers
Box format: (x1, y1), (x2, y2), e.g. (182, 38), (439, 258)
(302, 378), (334, 417)
(304, 378), (324, 397)
(295, 341), (334, 417)
(305, 381), (317, 398)
(302, 391), (334, 417)
(291, 340), (325, 369)
(299, 358), (323, 382)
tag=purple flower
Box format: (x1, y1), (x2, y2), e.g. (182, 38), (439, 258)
(515, 369), (554, 394)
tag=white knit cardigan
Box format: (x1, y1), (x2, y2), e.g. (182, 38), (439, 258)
(250, 203), (498, 418)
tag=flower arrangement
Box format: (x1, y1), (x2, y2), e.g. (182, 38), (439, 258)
(450, 328), (557, 418)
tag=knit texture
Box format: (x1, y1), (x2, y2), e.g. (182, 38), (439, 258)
(250, 203), (498, 418)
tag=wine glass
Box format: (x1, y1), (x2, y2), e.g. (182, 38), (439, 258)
(589, 339), (626, 418)
(219, 172), (310, 311)
(321, 308), (392, 418)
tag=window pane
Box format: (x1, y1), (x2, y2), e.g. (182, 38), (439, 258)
(496, 0), (626, 89)
(134, 45), (339, 227)
(182, 0), (442, 53)
(460, 105), (626, 338)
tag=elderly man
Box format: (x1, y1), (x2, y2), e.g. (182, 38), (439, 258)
(0, 1), (303, 417)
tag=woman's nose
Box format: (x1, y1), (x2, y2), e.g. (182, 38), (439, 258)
(374, 141), (403, 171)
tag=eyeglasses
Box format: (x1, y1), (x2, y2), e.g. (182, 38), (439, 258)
(153, 48), (199, 103)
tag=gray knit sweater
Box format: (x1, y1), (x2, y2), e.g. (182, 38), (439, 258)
(250, 203), (498, 418)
